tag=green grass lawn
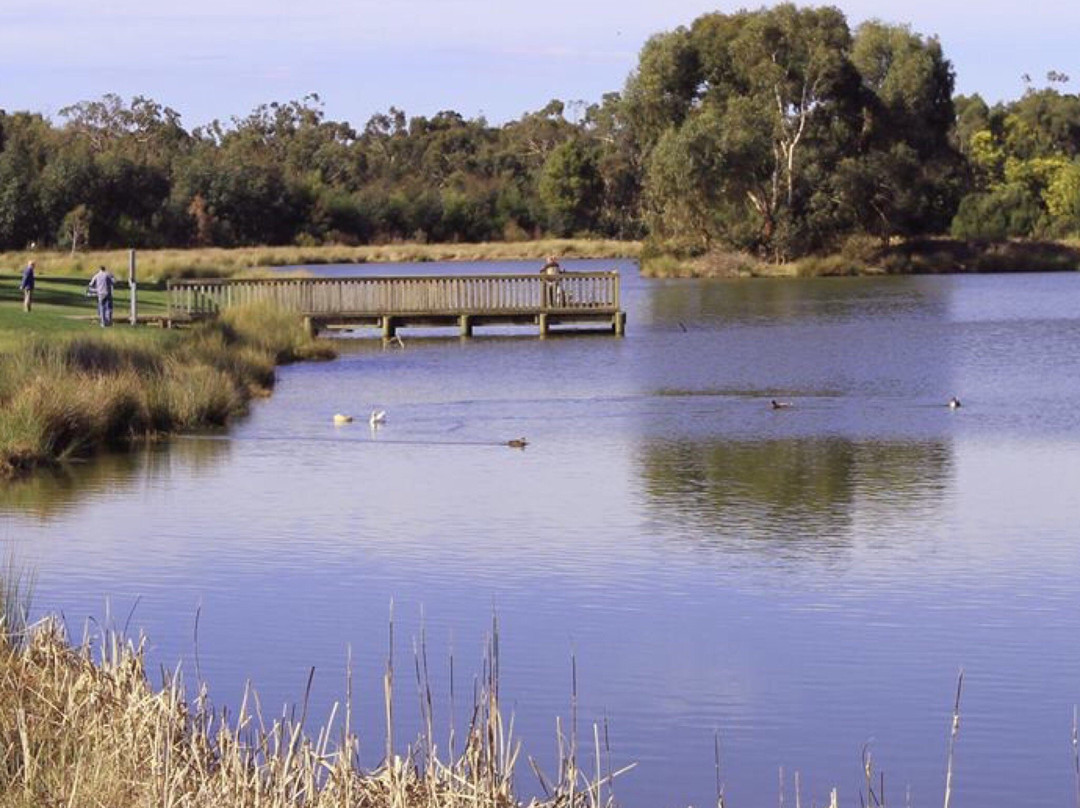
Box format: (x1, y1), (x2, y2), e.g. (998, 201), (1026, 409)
(0, 275), (170, 352)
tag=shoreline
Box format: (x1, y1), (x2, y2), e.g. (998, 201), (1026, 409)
(0, 304), (335, 479)
(5, 235), (1077, 475)
(6, 237), (1080, 286)
(640, 238), (1080, 279)
(0, 238), (643, 283)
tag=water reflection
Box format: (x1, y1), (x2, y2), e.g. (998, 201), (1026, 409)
(641, 438), (950, 557)
(4, 267), (1080, 808)
(0, 437), (230, 519)
(644, 276), (950, 327)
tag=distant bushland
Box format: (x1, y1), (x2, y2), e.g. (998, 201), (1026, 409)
(4, 6), (1080, 272)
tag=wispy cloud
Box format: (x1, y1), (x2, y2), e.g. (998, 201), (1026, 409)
(4, 0), (1079, 127)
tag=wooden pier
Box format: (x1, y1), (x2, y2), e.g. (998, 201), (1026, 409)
(166, 272), (626, 338)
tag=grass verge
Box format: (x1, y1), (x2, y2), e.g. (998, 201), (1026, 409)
(0, 303), (334, 478)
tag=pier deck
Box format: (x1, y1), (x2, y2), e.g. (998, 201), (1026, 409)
(167, 272), (626, 337)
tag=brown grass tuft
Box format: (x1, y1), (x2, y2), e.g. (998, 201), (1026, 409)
(0, 616), (629, 808)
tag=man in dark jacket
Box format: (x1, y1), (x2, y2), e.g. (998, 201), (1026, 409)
(19, 260), (35, 312)
(87, 265), (115, 326)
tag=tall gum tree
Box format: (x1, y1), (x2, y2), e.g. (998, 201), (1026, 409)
(631, 5), (960, 258)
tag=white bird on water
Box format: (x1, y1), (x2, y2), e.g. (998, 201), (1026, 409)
(370, 409), (387, 427)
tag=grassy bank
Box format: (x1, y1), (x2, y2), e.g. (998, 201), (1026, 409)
(0, 615), (619, 808)
(642, 238), (1080, 278)
(0, 304), (334, 478)
(1, 239), (641, 283)
(0, 275), (171, 351)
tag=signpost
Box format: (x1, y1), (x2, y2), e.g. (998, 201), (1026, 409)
(128, 249), (137, 326)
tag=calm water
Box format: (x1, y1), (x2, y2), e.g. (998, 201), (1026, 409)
(4, 261), (1080, 807)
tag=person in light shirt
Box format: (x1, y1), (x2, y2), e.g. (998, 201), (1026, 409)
(86, 265), (116, 327)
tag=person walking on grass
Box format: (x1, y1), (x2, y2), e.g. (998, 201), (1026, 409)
(87, 265), (115, 327)
(19, 260), (35, 312)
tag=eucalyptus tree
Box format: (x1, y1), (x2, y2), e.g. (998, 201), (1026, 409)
(953, 85), (1080, 239)
(538, 136), (604, 236)
(628, 4), (860, 258)
(838, 21), (963, 243)
(0, 112), (54, 248)
(625, 4), (962, 258)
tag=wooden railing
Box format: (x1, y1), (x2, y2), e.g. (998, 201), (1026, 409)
(167, 272), (621, 320)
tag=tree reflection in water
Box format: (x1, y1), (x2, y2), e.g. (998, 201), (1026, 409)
(639, 437), (951, 559)
(0, 437), (230, 520)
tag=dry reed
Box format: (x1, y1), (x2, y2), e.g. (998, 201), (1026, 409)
(0, 615), (629, 808)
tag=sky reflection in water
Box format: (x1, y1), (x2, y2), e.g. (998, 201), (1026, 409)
(3, 264), (1080, 807)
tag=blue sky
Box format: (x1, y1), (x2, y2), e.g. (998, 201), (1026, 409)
(2, 0), (1077, 130)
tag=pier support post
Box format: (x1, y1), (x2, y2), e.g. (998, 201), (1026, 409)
(381, 316), (396, 340)
(613, 311), (626, 336)
(459, 314), (473, 338)
(538, 312), (549, 338)
(303, 316), (316, 337)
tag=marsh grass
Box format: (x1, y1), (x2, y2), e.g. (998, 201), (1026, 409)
(2, 240), (640, 283)
(642, 237), (1080, 279)
(0, 304), (335, 477)
(0, 560), (33, 649)
(0, 615), (627, 808)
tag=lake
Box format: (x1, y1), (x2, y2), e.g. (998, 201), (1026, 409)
(3, 260), (1080, 807)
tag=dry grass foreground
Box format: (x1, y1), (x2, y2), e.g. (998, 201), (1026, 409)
(0, 616), (628, 808)
(1, 240), (641, 283)
(0, 304), (335, 478)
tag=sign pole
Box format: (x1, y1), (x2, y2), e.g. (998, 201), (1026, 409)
(128, 249), (137, 326)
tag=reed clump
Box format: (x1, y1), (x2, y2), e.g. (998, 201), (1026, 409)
(0, 304), (335, 477)
(0, 616), (624, 808)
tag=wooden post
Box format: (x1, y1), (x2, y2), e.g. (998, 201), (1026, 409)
(613, 311), (626, 336)
(538, 312), (549, 338)
(303, 316), (316, 337)
(459, 314), (472, 338)
(381, 315), (396, 340)
(128, 249), (138, 326)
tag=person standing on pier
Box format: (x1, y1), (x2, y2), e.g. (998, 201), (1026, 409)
(540, 255), (562, 276)
(539, 255), (568, 306)
(87, 265), (115, 327)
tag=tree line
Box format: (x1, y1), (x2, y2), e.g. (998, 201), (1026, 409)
(2, 4), (1078, 260)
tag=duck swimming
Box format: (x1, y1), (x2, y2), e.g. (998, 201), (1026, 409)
(770, 399), (793, 409)
(948, 397), (962, 409)
(370, 409), (387, 426)
(506, 438), (528, 449)
(333, 413), (353, 424)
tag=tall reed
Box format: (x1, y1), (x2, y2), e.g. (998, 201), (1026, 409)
(0, 615), (628, 808)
